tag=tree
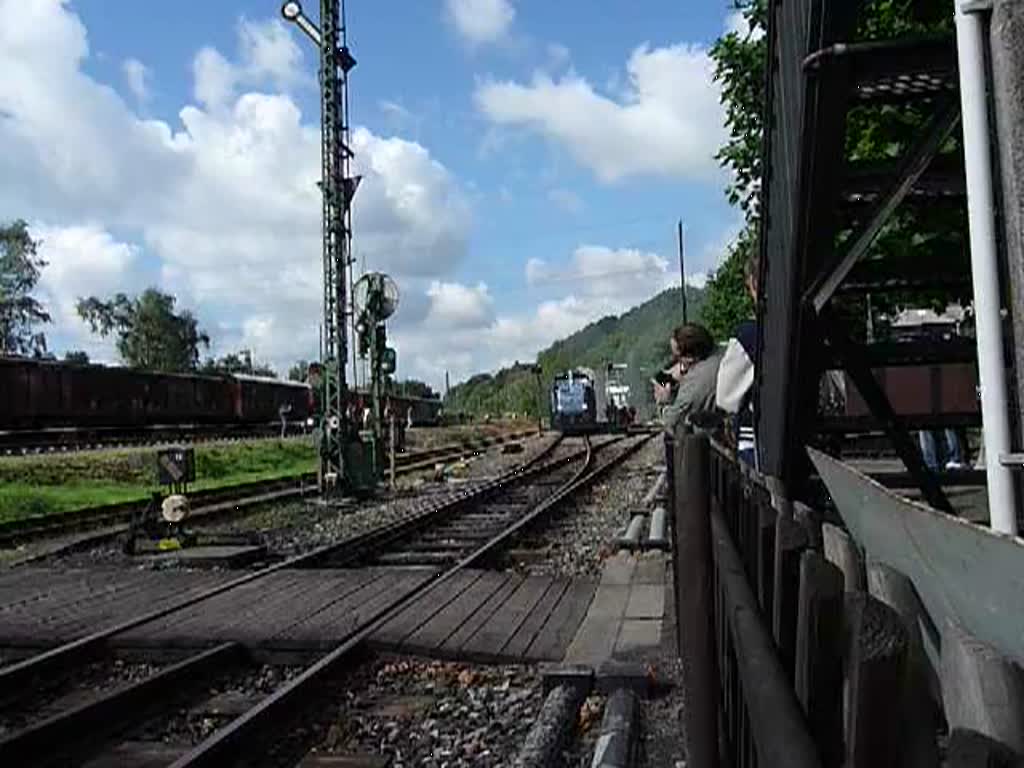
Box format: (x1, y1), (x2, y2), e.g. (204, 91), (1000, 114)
(77, 288), (210, 372)
(700, 230), (756, 341)
(201, 350), (278, 378)
(706, 0), (962, 338)
(0, 220), (51, 356)
(63, 350), (90, 364)
(394, 379), (439, 399)
(288, 360), (310, 382)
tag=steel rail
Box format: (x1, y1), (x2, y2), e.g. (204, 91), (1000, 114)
(0, 432), (558, 703)
(0, 642), (246, 767)
(167, 433), (652, 767)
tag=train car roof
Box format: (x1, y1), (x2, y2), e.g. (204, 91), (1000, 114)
(0, 356), (229, 382)
(231, 373), (309, 387)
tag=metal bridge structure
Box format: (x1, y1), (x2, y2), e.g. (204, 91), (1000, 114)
(752, 0), (1023, 531)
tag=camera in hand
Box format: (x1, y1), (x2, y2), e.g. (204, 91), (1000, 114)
(652, 370), (675, 386)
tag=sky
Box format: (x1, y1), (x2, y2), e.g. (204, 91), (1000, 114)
(0, 0), (748, 390)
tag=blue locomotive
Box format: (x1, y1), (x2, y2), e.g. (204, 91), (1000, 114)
(549, 368), (598, 434)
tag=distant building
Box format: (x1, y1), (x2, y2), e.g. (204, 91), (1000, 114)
(888, 303), (970, 342)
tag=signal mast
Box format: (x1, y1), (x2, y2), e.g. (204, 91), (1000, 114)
(281, 0), (367, 494)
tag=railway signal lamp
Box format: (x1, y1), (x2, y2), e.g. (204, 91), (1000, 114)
(280, 2), (323, 48)
(382, 347), (396, 375)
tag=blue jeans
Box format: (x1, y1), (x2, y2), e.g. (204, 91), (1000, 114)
(918, 429), (964, 470)
(738, 447), (756, 468)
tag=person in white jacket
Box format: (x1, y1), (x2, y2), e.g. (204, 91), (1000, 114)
(716, 251), (759, 467)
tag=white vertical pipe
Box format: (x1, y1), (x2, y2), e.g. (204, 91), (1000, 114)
(954, 0), (1018, 534)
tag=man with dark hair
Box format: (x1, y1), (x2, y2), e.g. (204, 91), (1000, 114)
(654, 322), (722, 434)
(716, 249), (759, 466)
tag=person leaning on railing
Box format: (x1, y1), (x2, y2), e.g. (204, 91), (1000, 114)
(653, 323), (723, 435)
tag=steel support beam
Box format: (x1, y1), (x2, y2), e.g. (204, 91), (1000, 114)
(807, 99), (962, 312)
(825, 324), (953, 514)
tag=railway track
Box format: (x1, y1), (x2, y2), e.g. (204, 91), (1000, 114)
(0, 432), (652, 767)
(0, 429), (537, 551)
(0, 422), (317, 455)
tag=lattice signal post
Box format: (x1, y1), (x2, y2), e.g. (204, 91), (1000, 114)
(281, 1), (365, 495)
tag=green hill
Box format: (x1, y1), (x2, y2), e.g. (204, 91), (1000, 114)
(445, 286), (706, 421)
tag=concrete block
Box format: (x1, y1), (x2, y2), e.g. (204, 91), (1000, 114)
(600, 553), (636, 586)
(633, 554), (667, 585)
(595, 661), (652, 698)
(590, 688), (640, 767)
(625, 585), (664, 620)
(614, 620), (662, 658)
(540, 663), (594, 695)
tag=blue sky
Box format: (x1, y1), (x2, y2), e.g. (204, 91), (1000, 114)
(1, 0), (745, 388)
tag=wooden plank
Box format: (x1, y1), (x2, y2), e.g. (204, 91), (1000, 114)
(562, 583), (628, 664)
(499, 578), (569, 660)
(372, 571), (482, 647)
(672, 430), (719, 768)
(794, 551), (844, 767)
(946, 728), (1023, 768)
(438, 574), (524, 656)
(822, 522), (865, 592)
(117, 572), (309, 643)
(10, 572), (223, 641)
(45, 577), (231, 641)
(528, 579), (596, 662)
(80, 740), (189, 768)
(773, 513), (808, 681)
(866, 561), (941, 768)
(808, 447), (1024, 666)
(291, 571), (428, 651)
(941, 618), (1024, 756)
(710, 509), (821, 768)
(459, 575), (552, 661)
(399, 571), (510, 654)
(844, 593), (909, 768)
(757, 504), (777, 615)
(251, 570), (385, 642)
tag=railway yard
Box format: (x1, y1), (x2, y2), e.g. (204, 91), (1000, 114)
(0, 427), (686, 767)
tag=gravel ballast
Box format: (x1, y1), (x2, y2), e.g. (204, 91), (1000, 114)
(274, 657), (548, 767)
(0, 658), (164, 738)
(505, 436), (664, 578)
(41, 434), (561, 569)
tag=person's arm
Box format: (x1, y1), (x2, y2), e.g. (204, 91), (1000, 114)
(663, 359), (714, 432)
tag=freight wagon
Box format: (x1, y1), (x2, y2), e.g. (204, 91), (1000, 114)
(0, 357), (442, 432)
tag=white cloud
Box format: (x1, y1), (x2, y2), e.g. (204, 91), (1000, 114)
(724, 9), (765, 40)
(0, 0), (470, 373)
(122, 57), (150, 103)
(193, 18), (309, 110)
(425, 280), (495, 329)
(475, 43), (726, 182)
(32, 223), (142, 361)
(546, 187), (583, 214)
(444, 0), (515, 45)
(527, 245), (674, 300)
(388, 244), (678, 388)
(724, 10), (748, 36)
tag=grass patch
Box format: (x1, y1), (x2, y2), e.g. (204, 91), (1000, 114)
(0, 439), (316, 525)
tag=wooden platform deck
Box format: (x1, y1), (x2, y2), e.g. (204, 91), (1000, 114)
(0, 567), (236, 648)
(0, 566), (598, 664)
